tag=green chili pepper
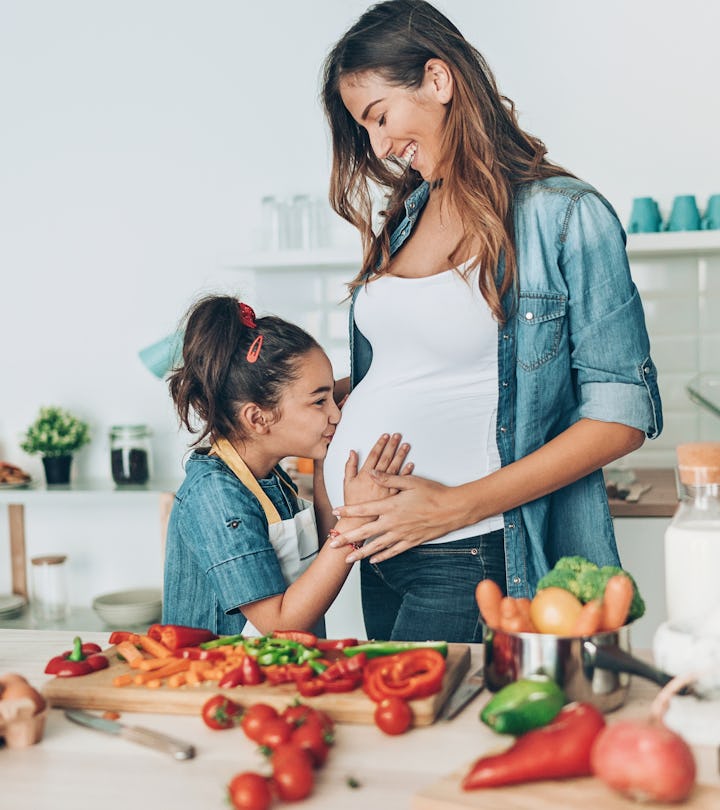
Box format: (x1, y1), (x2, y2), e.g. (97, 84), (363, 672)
(200, 633), (245, 649)
(342, 640), (448, 659)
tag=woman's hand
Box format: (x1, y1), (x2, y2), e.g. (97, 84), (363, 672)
(330, 472), (468, 563)
(342, 433), (413, 506)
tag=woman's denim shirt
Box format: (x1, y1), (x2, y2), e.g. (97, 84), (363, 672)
(349, 176), (663, 598)
(162, 450), (298, 634)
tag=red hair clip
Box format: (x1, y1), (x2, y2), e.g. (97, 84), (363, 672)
(246, 335), (263, 363)
(238, 302), (257, 328)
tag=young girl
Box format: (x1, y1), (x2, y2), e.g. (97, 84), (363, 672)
(162, 294), (410, 636)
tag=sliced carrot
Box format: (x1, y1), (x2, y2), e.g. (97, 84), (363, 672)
(136, 657), (177, 672)
(113, 673), (134, 687)
(185, 670), (203, 686)
(571, 598), (604, 636)
(137, 635), (174, 659)
(114, 640), (144, 666)
(167, 672), (188, 688)
(133, 659), (190, 685)
(145, 679), (162, 688)
(601, 574), (635, 631)
(475, 579), (503, 629)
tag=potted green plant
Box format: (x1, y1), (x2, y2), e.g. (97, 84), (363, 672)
(21, 406), (91, 485)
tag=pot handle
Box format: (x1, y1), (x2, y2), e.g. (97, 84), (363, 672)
(583, 640), (691, 694)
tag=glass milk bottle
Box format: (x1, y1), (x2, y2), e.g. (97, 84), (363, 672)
(664, 442), (720, 627)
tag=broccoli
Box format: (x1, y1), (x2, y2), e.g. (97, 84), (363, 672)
(536, 556), (646, 622)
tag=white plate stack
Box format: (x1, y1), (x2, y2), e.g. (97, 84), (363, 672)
(0, 594), (27, 620)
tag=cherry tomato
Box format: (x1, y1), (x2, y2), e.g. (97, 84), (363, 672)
(282, 703), (317, 727)
(241, 703), (279, 743)
(257, 717), (293, 750)
(201, 694), (242, 730)
(272, 750), (315, 801)
(291, 722), (330, 768)
(374, 697), (413, 735)
(227, 771), (272, 810)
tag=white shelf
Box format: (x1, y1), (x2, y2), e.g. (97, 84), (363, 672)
(0, 479), (180, 504)
(231, 231), (720, 272)
(232, 247), (361, 272)
(627, 230), (720, 258)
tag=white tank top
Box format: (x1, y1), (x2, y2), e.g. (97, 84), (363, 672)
(324, 263), (503, 544)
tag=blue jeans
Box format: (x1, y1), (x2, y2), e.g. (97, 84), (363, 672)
(360, 530), (506, 643)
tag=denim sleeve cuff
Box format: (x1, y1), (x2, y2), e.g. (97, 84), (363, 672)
(208, 550), (287, 614)
(579, 380), (660, 438)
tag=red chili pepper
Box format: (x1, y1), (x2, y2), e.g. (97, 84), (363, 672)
(462, 702), (606, 790)
(271, 630), (318, 648)
(316, 638), (359, 652)
(44, 636), (110, 678)
(108, 631), (140, 645)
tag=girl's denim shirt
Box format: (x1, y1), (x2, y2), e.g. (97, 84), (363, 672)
(162, 450), (299, 634)
(349, 176), (663, 597)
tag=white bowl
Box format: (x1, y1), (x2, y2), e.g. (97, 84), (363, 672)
(92, 588), (162, 627)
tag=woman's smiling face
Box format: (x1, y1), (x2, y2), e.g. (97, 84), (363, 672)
(339, 60), (453, 182)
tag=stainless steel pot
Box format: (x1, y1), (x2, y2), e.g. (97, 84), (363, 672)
(483, 624), (687, 713)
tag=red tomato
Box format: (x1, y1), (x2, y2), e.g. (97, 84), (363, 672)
(241, 703), (279, 743)
(374, 697), (413, 735)
(272, 750), (315, 801)
(257, 717), (293, 750)
(201, 694), (242, 730)
(291, 722), (330, 768)
(282, 703), (317, 727)
(227, 771), (272, 810)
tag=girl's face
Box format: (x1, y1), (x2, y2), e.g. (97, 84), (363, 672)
(339, 61), (452, 182)
(268, 347), (340, 460)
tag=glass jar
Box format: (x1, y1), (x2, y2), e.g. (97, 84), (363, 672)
(110, 424), (152, 485)
(31, 554), (69, 622)
(664, 442), (720, 627)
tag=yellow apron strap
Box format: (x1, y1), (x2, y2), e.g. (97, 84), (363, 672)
(210, 438), (282, 525)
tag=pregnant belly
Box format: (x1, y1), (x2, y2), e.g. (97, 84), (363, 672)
(323, 379), (496, 511)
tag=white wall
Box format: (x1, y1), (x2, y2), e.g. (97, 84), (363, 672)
(1, 1), (719, 632)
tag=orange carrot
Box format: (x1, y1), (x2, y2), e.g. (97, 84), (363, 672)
(475, 579), (504, 629)
(167, 672), (188, 688)
(514, 598), (536, 632)
(115, 640), (144, 666)
(133, 659), (189, 685)
(571, 598), (604, 636)
(113, 673), (134, 687)
(136, 657), (177, 672)
(137, 634), (174, 659)
(601, 574), (634, 631)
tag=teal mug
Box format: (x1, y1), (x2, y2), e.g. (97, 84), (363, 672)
(664, 195), (701, 232)
(702, 195), (720, 230)
(138, 331), (184, 379)
(627, 197), (662, 233)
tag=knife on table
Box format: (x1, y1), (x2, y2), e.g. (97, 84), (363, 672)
(65, 709), (196, 760)
(440, 667), (485, 721)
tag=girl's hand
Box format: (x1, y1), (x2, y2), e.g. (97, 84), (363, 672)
(342, 433), (413, 506)
(329, 473), (468, 563)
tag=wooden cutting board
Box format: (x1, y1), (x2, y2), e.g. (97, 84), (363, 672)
(43, 643), (470, 725)
(413, 768), (720, 809)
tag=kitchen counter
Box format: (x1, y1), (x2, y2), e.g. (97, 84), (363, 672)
(607, 467), (678, 518)
(1, 629), (717, 809)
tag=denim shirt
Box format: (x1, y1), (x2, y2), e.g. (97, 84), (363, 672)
(349, 176), (663, 598)
(162, 449), (300, 634)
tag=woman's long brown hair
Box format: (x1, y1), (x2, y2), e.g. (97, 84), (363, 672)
(322, 0), (572, 322)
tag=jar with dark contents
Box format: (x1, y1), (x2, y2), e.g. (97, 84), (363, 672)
(110, 425), (152, 485)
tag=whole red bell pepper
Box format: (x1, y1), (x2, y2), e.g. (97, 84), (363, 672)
(45, 636), (109, 677)
(462, 702), (606, 790)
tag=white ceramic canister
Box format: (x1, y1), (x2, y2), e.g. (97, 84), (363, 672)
(664, 442), (720, 627)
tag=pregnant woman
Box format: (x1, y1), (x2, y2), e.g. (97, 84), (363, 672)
(321, 0), (662, 643)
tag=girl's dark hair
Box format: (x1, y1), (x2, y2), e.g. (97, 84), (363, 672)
(322, 0), (572, 322)
(168, 295), (320, 446)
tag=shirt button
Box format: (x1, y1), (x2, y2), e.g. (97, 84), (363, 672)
(525, 312), (534, 320)
(230, 521), (239, 529)
(502, 381), (509, 388)
(512, 576), (521, 585)
(503, 333), (510, 340)
(507, 522), (515, 529)
(644, 366), (650, 373)
(500, 426), (507, 433)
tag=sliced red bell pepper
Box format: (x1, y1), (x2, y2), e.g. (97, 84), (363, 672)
(320, 652), (367, 681)
(219, 655), (265, 688)
(297, 677), (327, 697)
(158, 625), (218, 650)
(316, 638), (359, 652)
(322, 674), (363, 693)
(177, 647), (226, 661)
(271, 629), (319, 648)
(362, 649), (445, 702)
(108, 631), (140, 645)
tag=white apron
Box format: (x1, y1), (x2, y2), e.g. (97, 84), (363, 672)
(210, 439), (319, 637)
